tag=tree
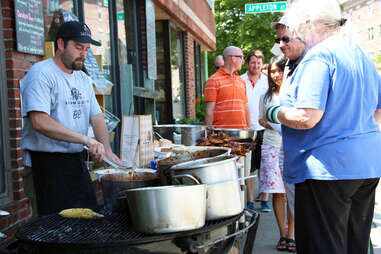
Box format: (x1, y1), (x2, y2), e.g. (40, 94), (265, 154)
(209, 0), (283, 76)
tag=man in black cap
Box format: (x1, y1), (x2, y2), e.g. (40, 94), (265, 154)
(20, 21), (121, 216)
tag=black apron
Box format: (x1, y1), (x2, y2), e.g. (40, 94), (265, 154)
(30, 151), (98, 216)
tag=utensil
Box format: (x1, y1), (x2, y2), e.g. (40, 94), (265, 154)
(0, 210), (10, 216)
(101, 168), (159, 211)
(153, 124), (207, 146)
(165, 155), (242, 220)
(83, 146), (123, 169)
(212, 128), (257, 140)
(123, 184), (207, 233)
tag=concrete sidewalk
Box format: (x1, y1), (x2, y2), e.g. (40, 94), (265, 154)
(251, 180), (381, 254)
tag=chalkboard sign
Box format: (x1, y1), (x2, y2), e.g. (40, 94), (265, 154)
(14, 0), (45, 55)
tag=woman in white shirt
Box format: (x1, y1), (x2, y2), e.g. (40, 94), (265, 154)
(258, 55), (295, 252)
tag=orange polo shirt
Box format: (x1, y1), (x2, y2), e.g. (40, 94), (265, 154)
(204, 69), (248, 129)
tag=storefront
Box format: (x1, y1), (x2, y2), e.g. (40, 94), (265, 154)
(0, 0), (215, 240)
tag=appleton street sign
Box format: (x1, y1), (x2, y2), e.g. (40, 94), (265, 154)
(245, 1), (287, 14)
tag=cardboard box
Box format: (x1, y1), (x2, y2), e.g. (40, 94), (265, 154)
(120, 115), (154, 168)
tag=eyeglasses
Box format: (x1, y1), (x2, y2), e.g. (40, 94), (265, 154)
(230, 55), (243, 59)
(275, 36), (291, 44)
(215, 66), (220, 70)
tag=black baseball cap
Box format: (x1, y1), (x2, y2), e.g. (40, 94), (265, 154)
(56, 21), (101, 46)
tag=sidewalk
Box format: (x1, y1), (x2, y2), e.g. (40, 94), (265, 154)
(252, 181), (381, 254)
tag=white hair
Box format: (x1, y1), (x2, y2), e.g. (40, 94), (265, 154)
(285, 0), (359, 42)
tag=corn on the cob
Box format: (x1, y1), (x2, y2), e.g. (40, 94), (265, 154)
(59, 208), (104, 219)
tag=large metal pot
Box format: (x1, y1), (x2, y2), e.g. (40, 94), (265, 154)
(153, 124), (207, 146)
(123, 184), (207, 233)
(168, 155), (242, 220)
(100, 169), (160, 211)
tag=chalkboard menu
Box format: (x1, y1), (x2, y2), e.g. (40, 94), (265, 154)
(14, 0), (45, 55)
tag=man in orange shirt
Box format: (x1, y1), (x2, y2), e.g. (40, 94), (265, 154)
(204, 46), (250, 129)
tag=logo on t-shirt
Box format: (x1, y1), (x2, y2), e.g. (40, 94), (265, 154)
(71, 88), (82, 101)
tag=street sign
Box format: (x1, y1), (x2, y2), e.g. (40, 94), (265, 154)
(245, 2), (287, 14)
(117, 12), (124, 21)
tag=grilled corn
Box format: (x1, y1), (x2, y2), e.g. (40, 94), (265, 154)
(59, 208), (104, 219)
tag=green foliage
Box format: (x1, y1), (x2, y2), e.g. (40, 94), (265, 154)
(178, 96), (206, 124)
(196, 96), (206, 122)
(178, 118), (195, 124)
(209, 0), (283, 76)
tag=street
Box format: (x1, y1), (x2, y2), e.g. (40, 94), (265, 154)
(252, 179), (381, 253)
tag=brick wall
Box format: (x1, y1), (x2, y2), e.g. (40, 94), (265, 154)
(1, 0), (41, 238)
(183, 32), (196, 119)
(152, 0), (216, 51)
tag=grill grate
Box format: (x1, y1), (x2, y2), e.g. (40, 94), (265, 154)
(16, 210), (243, 248)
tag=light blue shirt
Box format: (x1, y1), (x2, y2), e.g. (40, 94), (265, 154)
(21, 58), (102, 166)
(280, 35), (381, 184)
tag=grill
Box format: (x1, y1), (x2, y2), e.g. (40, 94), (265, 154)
(15, 209), (259, 254)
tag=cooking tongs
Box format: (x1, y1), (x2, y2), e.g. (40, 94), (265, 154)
(83, 146), (122, 169)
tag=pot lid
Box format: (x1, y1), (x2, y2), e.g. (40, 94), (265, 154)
(169, 155), (237, 171)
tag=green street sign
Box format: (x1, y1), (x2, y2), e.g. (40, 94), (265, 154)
(245, 1), (287, 14)
(117, 12), (124, 21)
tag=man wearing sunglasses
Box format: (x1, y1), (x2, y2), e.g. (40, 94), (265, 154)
(205, 46), (250, 129)
(214, 55), (224, 71)
(271, 15), (306, 79)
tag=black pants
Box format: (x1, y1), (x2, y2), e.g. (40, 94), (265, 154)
(295, 178), (379, 254)
(251, 130), (264, 172)
(30, 151), (98, 216)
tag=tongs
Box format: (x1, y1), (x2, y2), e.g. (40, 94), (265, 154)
(83, 146), (123, 169)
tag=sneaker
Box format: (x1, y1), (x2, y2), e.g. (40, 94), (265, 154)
(246, 201), (255, 210)
(261, 201), (272, 213)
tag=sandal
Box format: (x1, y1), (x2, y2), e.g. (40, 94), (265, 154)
(286, 238), (296, 252)
(276, 237), (288, 251)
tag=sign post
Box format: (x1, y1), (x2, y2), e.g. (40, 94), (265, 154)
(245, 2), (287, 14)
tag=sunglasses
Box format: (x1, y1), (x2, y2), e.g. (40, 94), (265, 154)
(275, 36), (291, 44)
(230, 55), (243, 59)
(215, 66), (220, 70)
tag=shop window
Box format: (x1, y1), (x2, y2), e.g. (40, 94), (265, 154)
(0, 12), (11, 204)
(194, 41), (202, 100)
(44, 0), (74, 42)
(170, 24), (186, 122)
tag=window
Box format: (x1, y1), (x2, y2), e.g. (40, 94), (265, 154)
(368, 1), (373, 16)
(0, 10), (11, 204)
(194, 41), (202, 100)
(357, 5), (361, 19)
(98, 0), (102, 20)
(349, 9), (353, 21)
(368, 27), (374, 40)
(98, 32), (103, 48)
(170, 24), (186, 121)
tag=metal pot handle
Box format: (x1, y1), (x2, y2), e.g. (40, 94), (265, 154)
(171, 174), (201, 185)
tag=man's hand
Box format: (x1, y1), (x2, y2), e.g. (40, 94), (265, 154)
(85, 137), (105, 163)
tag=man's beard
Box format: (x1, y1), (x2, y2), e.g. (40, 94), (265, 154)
(61, 53), (84, 71)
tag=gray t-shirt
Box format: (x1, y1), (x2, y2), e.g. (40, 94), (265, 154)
(21, 58), (102, 166)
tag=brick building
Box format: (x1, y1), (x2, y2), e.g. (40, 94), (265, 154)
(341, 0), (381, 72)
(0, 0), (215, 244)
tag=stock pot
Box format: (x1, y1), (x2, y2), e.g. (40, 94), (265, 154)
(123, 184), (207, 233)
(168, 155), (242, 220)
